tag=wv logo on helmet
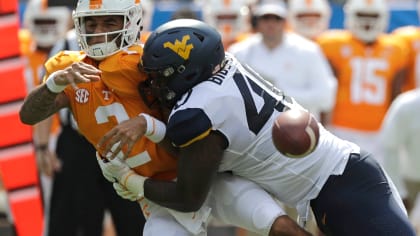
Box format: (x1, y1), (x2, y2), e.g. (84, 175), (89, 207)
(163, 35), (194, 60)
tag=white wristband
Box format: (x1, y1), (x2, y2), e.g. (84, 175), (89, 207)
(121, 171), (147, 199)
(139, 113), (166, 143)
(45, 71), (67, 93)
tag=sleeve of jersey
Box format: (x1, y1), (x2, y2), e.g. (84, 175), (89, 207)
(380, 94), (408, 148)
(166, 108), (213, 148)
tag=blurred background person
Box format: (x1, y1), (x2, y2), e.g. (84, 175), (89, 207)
(18, 0), (72, 234)
(19, 0), (72, 216)
(379, 88), (420, 234)
(286, 0), (334, 127)
(19, 0), (72, 235)
(228, 0), (337, 124)
(287, 0), (331, 41)
(316, 0), (409, 165)
(202, 0), (256, 48)
(20, 0), (71, 91)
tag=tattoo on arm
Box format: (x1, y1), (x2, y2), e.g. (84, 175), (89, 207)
(20, 85), (67, 125)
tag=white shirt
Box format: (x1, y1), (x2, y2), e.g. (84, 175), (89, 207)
(380, 89), (420, 198)
(228, 32), (337, 120)
(167, 55), (358, 222)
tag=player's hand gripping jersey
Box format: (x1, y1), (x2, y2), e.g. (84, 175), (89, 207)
(43, 45), (177, 180)
(392, 26), (420, 91)
(317, 30), (409, 131)
(165, 54), (359, 218)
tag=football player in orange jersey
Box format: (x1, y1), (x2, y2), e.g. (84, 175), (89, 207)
(316, 0), (409, 164)
(19, 0), (310, 235)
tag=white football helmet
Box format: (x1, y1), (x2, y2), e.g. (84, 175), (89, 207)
(23, 0), (71, 48)
(73, 0), (143, 60)
(344, 0), (389, 43)
(202, 0), (253, 45)
(288, 0), (331, 39)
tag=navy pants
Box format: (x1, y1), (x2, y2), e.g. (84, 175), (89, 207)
(310, 151), (416, 236)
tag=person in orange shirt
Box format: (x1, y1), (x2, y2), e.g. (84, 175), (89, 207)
(316, 0), (409, 164)
(19, 0), (310, 235)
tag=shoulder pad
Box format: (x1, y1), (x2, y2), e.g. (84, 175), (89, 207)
(167, 108), (212, 147)
(99, 45), (142, 73)
(44, 51), (86, 75)
(392, 26), (419, 37)
(316, 29), (350, 44)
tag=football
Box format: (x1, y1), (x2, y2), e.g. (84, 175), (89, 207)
(272, 109), (320, 158)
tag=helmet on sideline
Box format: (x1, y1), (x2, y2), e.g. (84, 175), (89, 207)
(24, 0), (72, 48)
(344, 0), (389, 43)
(288, 0), (331, 39)
(202, 0), (252, 45)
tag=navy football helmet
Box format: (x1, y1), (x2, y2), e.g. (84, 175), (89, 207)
(140, 19), (225, 108)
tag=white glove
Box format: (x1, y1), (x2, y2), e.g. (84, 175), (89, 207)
(96, 152), (147, 199)
(118, 169), (147, 200)
(113, 182), (140, 201)
(96, 152), (117, 182)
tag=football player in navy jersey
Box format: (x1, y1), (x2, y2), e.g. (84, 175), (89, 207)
(101, 19), (416, 235)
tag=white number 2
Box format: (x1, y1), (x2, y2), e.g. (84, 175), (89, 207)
(350, 57), (387, 105)
(95, 103), (151, 166)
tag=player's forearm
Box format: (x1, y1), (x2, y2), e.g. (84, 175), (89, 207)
(20, 85), (62, 125)
(144, 179), (205, 212)
(144, 133), (223, 212)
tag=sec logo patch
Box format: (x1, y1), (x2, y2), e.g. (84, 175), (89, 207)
(75, 88), (90, 103)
